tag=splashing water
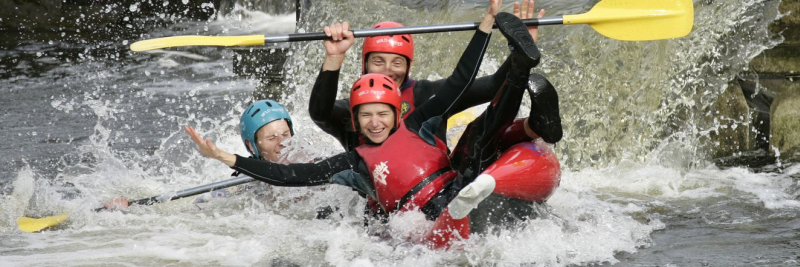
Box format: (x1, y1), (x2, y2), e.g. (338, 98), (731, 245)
(1, 0), (798, 266)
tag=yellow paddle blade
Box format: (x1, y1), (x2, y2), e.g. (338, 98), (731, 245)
(17, 214), (68, 233)
(446, 108), (478, 150)
(447, 108), (479, 131)
(564, 0), (694, 41)
(130, 35), (265, 52)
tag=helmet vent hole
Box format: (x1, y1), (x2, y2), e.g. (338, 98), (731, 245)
(402, 36), (410, 43)
(382, 84), (393, 90)
(353, 85), (361, 91)
(369, 79), (374, 87)
(266, 102), (272, 107)
(251, 109), (260, 117)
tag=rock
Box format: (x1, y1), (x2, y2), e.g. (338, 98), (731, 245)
(737, 0), (800, 163)
(770, 0), (800, 46)
(232, 45), (292, 108)
(770, 84), (800, 161)
(1, 0), (218, 42)
(750, 45), (800, 75)
(738, 77), (775, 150)
(218, 0), (297, 16)
(705, 80), (754, 159)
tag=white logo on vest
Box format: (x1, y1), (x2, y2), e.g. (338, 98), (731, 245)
(373, 161), (390, 185)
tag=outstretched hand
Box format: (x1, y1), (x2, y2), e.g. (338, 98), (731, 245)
(514, 0), (545, 43)
(479, 0), (504, 33)
(103, 197), (130, 210)
(486, 0), (503, 18)
(184, 126), (236, 167)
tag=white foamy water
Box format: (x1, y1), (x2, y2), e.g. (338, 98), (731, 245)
(2, 1), (799, 266)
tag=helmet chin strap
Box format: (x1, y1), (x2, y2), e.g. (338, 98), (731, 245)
(245, 140), (260, 159)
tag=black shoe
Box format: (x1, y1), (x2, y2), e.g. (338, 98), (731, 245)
(496, 12), (540, 69)
(527, 73), (562, 143)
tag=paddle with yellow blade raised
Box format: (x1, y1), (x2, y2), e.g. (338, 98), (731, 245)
(17, 175), (257, 233)
(130, 0), (693, 52)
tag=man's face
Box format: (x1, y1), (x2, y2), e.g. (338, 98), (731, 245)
(357, 103), (395, 144)
(252, 120), (292, 162)
(366, 52), (408, 86)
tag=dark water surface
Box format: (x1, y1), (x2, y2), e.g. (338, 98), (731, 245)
(1, 1), (799, 266)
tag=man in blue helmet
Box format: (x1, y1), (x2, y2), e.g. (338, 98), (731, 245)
(103, 99), (298, 209)
(238, 99), (295, 163)
(190, 99), (298, 204)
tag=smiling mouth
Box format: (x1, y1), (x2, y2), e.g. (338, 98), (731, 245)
(368, 128), (385, 135)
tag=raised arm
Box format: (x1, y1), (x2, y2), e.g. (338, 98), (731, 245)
(405, 0), (501, 129)
(308, 68), (355, 143)
(309, 22), (359, 149)
(184, 126), (358, 186)
(416, 0), (545, 114)
(233, 152), (359, 186)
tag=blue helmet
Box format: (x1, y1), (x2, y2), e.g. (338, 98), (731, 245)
(240, 99), (294, 159)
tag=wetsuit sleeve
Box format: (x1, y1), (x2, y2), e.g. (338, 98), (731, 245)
(232, 152), (360, 187)
(452, 57), (511, 112)
(308, 68), (354, 147)
(406, 30), (492, 131)
(414, 57), (511, 114)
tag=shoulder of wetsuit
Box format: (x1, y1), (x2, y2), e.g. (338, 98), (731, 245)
(411, 79), (440, 107)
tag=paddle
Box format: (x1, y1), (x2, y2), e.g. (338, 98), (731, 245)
(17, 175), (256, 233)
(130, 0), (693, 52)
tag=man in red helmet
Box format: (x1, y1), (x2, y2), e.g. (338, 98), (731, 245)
(309, 0), (562, 154)
(185, 3), (553, 247)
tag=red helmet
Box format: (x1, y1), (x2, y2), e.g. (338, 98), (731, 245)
(361, 21), (414, 83)
(349, 73), (402, 131)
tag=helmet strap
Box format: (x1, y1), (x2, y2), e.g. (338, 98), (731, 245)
(245, 139), (261, 160)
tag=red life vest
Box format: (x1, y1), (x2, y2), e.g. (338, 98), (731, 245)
(399, 80), (417, 118)
(356, 121), (456, 213)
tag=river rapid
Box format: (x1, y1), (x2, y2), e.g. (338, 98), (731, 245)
(1, 0), (799, 266)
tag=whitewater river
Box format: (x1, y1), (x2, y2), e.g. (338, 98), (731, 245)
(2, 0), (799, 266)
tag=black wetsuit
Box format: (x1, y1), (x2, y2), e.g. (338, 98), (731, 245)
(309, 33), (512, 152)
(234, 30), (494, 221)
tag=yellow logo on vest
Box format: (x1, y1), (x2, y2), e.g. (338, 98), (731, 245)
(373, 161), (390, 185)
(401, 101), (410, 116)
